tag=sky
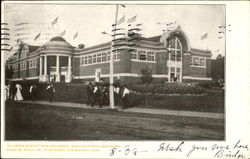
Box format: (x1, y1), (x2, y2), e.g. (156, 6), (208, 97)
(3, 3), (225, 60)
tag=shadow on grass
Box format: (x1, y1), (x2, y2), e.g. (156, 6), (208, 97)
(5, 101), (225, 140)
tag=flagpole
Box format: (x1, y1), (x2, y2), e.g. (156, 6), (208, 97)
(109, 4), (119, 109)
(206, 36), (208, 51)
(57, 21), (59, 36)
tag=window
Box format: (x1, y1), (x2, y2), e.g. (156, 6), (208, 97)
(192, 57), (199, 66)
(191, 57), (206, 67)
(107, 52), (111, 61)
(176, 51), (181, 61)
(102, 53), (107, 62)
(29, 59), (36, 68)
(29, 60), (32, 67)
(170, 67), (175, 72)
(130, 49), (137, 59)
(176, 67), (180, 73)
(20, 61), (26, 70)
(88, 56), (92, 64)
(200, 58), (205, 66)
(92, 54), (97, 63)
(84, 56), (88, 64)
(169, 50), (175, 61)
(147, 51), (155, 61)
(113, 51), (120, 61)
(32, 59), (36, 67)
(97, 53), (102, 62)
(167, 37), (182, 61)
(80, 57), (85, 65)
(138, 50), (146, 61)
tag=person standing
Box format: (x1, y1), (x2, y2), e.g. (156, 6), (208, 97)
(86, 82), (94, 105)
(102, 85), (109, 106)
(9, 82), (16, 100)
(114, 85), (121, 106)
(46, 83), (55, 103)
(91, 83), (102, 108)
(30, 84), (37, 101)
(14, 83), (23, 101)
(5, 83), (10, 101)
(122, 85), (130, 109)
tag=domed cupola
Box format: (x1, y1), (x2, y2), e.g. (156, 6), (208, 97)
(41, 36), (74, 55)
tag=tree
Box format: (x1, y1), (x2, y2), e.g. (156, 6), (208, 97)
(139, 67), (153, 106)
(5, 66), (14, 79)
(211, 54), (225, 81)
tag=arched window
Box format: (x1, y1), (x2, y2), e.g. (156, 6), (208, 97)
(167, 37), (182, 61)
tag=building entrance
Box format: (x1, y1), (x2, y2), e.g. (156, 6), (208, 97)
(167, 36), (183, 83)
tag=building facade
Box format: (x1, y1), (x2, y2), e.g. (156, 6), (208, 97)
(6, 28), (212, 83)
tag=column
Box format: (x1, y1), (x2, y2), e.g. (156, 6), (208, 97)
(68, 56), (71, 82)
(44, 55), (47, 81)
(56, 55), (60, 82)
(39, 56), (43, 76)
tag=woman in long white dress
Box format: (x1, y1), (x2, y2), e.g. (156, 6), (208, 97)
(14, 83), (23, 101)
(5, 84), (10, 101)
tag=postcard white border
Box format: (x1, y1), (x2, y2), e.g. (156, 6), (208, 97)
(1, 1), (250, 158)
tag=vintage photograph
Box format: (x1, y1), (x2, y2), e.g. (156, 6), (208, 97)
(2, 3), (225, 141)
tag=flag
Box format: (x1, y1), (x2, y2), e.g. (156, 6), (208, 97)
(73, 32), (78, 40)
(52, 16), (58, 26)
(60, 30), (66, 37)
(201, 33), (208, 40)
(120, 4), (126, 8)
(15, 22), (29, 26)
(15, 28), (27, 31)
(127, 15), (137, 23)
(116, 15), (125, 25)
(214, 49), (220, 53)
(15, 38), (21, 44)
(34, 32), (41, 41)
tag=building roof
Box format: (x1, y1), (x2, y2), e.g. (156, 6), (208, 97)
(28, 45), (40, 53)
(191, 48), (211, 54)
(50, 36), (67, 42)
(42, 36), (74, 55)
(142, 35), (161, 42)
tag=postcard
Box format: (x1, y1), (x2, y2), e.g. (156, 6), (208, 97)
(1, 0), (250, 158)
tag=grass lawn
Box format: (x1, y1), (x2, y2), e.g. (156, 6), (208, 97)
(5, 101), (224, 140)
(129, 89), (224, 113)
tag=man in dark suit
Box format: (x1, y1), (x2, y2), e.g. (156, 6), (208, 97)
(86, 82), (93, 105)
(101, 85), (109, 106)
(46, 82), (55, 102)
(91, 83), (102, 108)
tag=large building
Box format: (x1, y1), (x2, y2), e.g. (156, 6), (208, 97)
(6, 28), (212, 84)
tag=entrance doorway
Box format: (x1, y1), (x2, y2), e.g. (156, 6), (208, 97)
(60, 75), (65, 82)
(95, 69), (101, 82)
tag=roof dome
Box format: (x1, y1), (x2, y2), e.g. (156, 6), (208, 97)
(50, 36), (66, 42)
(41, 36), (74, 55)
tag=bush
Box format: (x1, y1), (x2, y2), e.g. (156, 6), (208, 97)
(128, 83), (205, 95)
(196, 81), (213, 89)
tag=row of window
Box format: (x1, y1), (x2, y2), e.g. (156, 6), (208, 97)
(20, 62), (26, 70)
(29, 59), (37, 68)
(130, 50), (155, 61)
(10, 59), (37, 70)
(191, 57), (206, 67)
(80, 51), (120, 65)
(8, 55), (206, 70)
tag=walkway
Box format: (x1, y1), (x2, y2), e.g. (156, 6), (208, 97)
(17, 100), (224, 119)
